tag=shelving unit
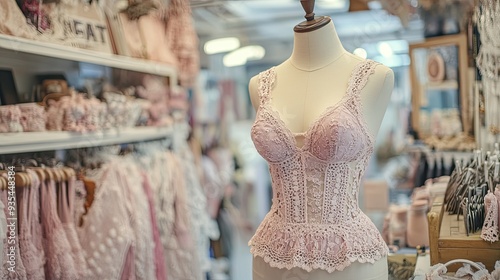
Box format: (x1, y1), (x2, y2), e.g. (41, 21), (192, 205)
(0, 33), (180, 154)
(0, 126), (173, 154)
(0, 34), (178, 79)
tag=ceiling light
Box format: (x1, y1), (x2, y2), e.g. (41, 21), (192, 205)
(317, 0), (349, 9)
(223, 45), (266, 67)
(378, 42), (394, 57)
(353, 48), (368, 59)
(204, 37), (240, 55)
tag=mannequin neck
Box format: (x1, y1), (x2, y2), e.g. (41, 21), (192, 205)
(289, 20), (346, 71)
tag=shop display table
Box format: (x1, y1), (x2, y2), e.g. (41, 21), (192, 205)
(428, 196), (500, 272)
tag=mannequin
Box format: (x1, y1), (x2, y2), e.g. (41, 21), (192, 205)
(248, 23), (393, 147)
(248, 2), (394, 279)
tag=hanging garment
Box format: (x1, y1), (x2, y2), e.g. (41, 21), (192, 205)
(0, 198), (6, 268)
(163, 152), (201, 280)
(115, 158), (155, 280)
(78, 164), (134, 280)
(40, 180), (78, 280)
(177, 145), (220, 276)
(141, 173), (167, 280)
(28, 172), (44, 278)
(57, 177), (89, 279)
(249, 60), (388, 272)
(0, 189), (27, 280)
(140, 153), (174, 278)
(165, 0), (199, 87)
(145, 152), (201, 280)
(18, 171), (45, 280)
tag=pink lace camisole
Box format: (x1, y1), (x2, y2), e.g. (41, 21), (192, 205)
(248, 59), (389, 273)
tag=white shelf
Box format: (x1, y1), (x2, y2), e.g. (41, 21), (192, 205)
(0, 126), (173, 154)
(0, 34), (178, 79)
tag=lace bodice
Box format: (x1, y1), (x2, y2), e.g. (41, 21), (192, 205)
(248, 59), (388, 272)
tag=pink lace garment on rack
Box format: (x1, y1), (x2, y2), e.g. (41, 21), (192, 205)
(141, 173), (167, 280)
(18, 171), (45, 279)
(116, 158), (155, 280)
(57, 177), (89, 278)
(249, 59), (388, 273)
(40, 179), (78, 279)
(143, 152), (201, 280)
(0, 188), (27, 279)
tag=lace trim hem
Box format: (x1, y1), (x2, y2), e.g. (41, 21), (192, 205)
(249, 247), (387, 273)
(248, 214), (388, 273)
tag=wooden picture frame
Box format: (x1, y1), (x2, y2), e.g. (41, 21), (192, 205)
(409, 34), (470, 140)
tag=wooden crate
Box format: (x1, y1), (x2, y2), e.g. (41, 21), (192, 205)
(427, 196), (500, 272)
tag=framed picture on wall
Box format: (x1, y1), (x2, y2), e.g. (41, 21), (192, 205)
(409, 33), (470, 141)
(0, 69), (20, 105)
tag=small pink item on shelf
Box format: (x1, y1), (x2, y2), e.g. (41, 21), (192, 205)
(18, 103), (46, 132)
(168, 86), (189, 112)
(84, 97), (105, 132)
(0, 105), (23, 132)
(136, 75), (171, 127)
(407, 199), (429, 247)
(389, 205), (408, 247)
(61, 94), (87, 133)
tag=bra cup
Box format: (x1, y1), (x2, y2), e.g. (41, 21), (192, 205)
(251, 119), (294, 163)
(307, 113), (368, 162)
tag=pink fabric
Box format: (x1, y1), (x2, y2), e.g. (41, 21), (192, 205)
(142, 173), (168, 280)
(1, 188), (27, 279)
(18, 104), (46, 132)
(57, 178), (89, 278)
(0, 0), (38, 38)
(249, 59), (388, 273)
(165, 0), (200, 87)
(18, 171), (45, 279)
(0, 105), (23, 133)
(28, 173), (44, 275)
(40, 180), (77, 279)
(120, 247), (136, 280)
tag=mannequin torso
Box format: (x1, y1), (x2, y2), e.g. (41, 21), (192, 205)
(249, 20), (394, 147)
(248, 19), (394, 280)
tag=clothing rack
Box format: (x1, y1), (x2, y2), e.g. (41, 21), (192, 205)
(406, 144), (475, 189)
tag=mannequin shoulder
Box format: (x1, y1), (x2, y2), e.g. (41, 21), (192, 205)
(370, 62), (395, 91)
(248, 75), (260, 111)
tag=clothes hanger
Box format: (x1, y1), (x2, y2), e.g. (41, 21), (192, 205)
(293, 0), (332, 33)
(0, 177), (6, 191)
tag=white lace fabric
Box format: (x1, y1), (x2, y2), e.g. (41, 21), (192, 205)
(481, 192), (499, 242)
(249, 60), (388, 273)
(78, 165), (134, 280)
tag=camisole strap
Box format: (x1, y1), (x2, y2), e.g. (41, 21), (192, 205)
(347, 59), (379, 97)
(345, 59), (379, 115)
(258, 67), (276, 105)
